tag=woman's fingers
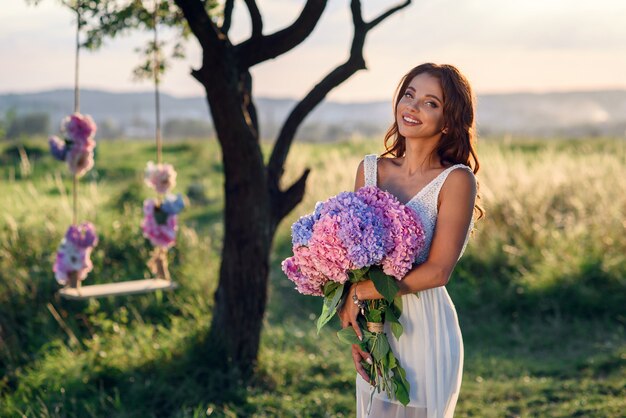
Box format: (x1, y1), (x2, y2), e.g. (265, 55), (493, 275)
(350, 312), (363, 341)
(352, 345), (371, 382)
(355, 344), (372, 365)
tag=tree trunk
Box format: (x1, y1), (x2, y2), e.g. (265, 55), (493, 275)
(193, 58), (271, 373)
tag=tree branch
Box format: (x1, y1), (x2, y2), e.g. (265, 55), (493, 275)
(173, 0), (226, 57)
(221, 0), (234, 35)
(235, 0), (327, 69)
(270, 168), (311, 232)
(266, 0), (412, 224)
(243, 0), (263, 38)
(367, 0), (411, 30)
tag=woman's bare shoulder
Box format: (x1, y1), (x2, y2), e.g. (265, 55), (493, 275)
(441, 166), (477, 197)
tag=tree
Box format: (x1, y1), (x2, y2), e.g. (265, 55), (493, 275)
(44, 0), (412, 373)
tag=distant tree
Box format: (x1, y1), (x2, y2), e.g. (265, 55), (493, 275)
(163, 118), (214, 139)
(37, 0), (413, 373)
(6, 112), (50, 139)
(96, 118), (123, 139)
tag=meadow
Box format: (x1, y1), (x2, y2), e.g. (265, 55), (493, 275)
(0, 136), (624, 417)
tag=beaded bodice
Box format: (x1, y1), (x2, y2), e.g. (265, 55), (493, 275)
(363, 154), (473, 264)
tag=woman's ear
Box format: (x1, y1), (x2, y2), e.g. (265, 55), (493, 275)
(442, 127), (448, 134)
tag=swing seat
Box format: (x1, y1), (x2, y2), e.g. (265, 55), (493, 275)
(59, 278), (177, 300)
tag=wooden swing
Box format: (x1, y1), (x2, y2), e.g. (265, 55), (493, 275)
(59, 1), (178, 300)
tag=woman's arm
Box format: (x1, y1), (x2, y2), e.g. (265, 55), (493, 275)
(354, 168), (477, 300)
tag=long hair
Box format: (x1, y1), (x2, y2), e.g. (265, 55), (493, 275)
(381, 63), (484, 219)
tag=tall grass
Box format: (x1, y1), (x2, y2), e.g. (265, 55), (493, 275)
(0, 136), (624, 417)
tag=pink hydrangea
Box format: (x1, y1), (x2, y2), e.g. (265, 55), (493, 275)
(66, 146), (95, 177)
(53, 222), (98, 286)
(62, 113), (97, 145)
(144, 161), (177, 195)
(50, 113), (97, 176)
(141, 198), (178, 248)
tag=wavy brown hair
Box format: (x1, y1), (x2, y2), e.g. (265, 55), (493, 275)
(381, 63), (484, 219)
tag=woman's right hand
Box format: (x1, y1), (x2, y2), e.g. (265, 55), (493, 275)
(339, 283), (373, 382)
(351, 343), (373, 383)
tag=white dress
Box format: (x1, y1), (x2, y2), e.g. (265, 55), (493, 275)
(356, 154), (474, 418)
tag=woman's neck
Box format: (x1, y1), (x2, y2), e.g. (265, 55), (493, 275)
(401, 136), (442, 176)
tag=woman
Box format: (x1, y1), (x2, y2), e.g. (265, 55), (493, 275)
(339, 63), (482, 418)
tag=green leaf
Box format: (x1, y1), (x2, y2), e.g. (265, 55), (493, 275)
(370, 333), (390, 361)
(336, 327), (362, 345)
(366, 308), (383, 323)
(390, 322), (403, 340)
(369, 268), (399, 303)
(385, 306), (403, 339)
(350, 267), (370, 282)
(392, 295), (403, 317)
(387, 350), (397, 369)
(393, 374), (410, 406)
(316, 283), (344, 332)
(322, 281), (341, 297)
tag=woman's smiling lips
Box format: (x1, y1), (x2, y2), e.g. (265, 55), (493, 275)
(401, 113), (422, 126)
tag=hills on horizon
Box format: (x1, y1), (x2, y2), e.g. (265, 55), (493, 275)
(1, 88), (626, 140)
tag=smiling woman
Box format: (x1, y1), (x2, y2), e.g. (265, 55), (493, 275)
(339, 63), (481, 418)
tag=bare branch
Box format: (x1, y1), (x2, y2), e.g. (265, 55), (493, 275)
(221, 0), (234, 34)
(270, 168), (311, 231)
(244, 0), (263, 38)
(267, 0), (411, 210)
(235, 0), (326, 69)
(367, 0), (412, 30)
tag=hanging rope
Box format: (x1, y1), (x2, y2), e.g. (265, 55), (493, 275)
(153, 0), (162, 167)
(72, 1), (82, 226)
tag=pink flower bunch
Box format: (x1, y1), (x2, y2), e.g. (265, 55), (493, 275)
(53, 222), (98, 285)
(282, 186), (426, 296)
(144, 161), (177, 195)
(48, 112), (97, 177)
(141, 198), (178, 248)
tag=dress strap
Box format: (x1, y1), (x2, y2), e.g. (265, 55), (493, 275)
(431, 164), (474, 200)
(363, 154), (378, 187)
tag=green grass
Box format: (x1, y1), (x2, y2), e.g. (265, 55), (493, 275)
(0, 136), (624, 417)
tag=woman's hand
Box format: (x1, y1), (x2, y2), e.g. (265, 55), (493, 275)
(338, 283), (363, 340)
(351, 343), (373, 383)
(339, 283), (372, 381)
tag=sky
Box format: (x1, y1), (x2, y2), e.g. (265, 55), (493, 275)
(2, 0), (626, 102)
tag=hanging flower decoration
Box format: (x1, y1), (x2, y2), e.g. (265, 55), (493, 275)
(48, 112), (97, 177)
(53, 222), (98, 286)
(141, 194), (184, 248)
(144, 161), (177, 195)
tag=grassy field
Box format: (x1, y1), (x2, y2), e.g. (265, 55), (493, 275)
(0, 136), (624, 417)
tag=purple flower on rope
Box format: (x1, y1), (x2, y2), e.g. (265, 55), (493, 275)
(53, 222), (98, 286)
(48, 136), (67, 161)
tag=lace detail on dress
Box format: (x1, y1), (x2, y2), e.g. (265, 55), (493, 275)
(363, 154), (378, 187)
(405, 164), (474, 264)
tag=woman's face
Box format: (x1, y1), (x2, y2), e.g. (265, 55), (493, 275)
(396, 72), (445, 141)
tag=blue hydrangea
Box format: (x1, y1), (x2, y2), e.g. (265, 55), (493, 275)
(161, 193), (185, 215)
(319, 192), (386, 268)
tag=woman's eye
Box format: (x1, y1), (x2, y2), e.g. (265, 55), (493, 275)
(404, 92), (413, 98)
(425, 101), (438, 108)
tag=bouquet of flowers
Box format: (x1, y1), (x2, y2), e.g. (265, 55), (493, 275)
(53, 222), (98, 287)
(281, 186), (426, 405)
(48, 112), (97, 177)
